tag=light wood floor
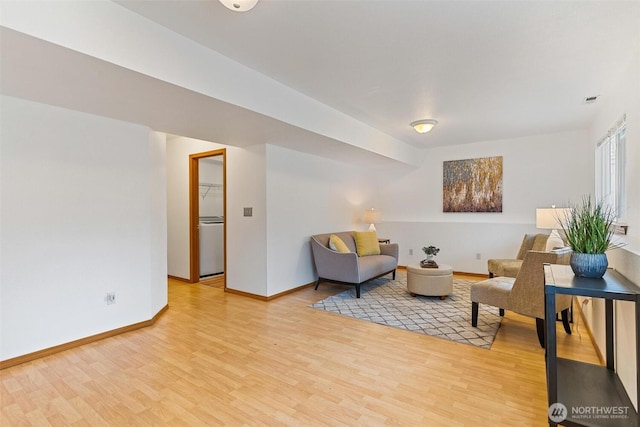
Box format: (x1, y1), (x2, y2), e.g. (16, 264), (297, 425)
(1, 274), (600, 426)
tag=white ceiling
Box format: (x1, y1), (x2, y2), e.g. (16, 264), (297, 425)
(1, 24), (401, 167)
(115, 0), (640, 148)
(1, 1), (639, 166)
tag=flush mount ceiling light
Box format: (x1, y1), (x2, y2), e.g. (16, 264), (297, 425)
(411, 119), (438, 134)
(219, 0), (259, 12)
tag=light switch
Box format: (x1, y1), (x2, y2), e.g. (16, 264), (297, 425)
(244, 207), (253, 217)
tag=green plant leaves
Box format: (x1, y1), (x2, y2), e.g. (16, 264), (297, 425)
(559, 196), (619, 254)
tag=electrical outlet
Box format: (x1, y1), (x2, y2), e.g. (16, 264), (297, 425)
(105, 292), (116, 305)
(409, 249), (413, 255)
(244, 207), (253, 217)
(476, 253), (481, 260)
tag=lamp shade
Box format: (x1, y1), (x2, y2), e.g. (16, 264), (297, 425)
(536, 208), (571, 229)
(363, 208), (381, 225)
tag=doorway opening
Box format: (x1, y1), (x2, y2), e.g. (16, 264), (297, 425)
(189, 149), (226, 287)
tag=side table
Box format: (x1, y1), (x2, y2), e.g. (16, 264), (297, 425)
(407, 264), (453, 300)
(545, 264), (639, 426)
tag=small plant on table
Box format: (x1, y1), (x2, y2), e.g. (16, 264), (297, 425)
(421, 245), (440, 268)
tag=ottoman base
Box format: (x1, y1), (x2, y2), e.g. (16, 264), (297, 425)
(410, 292), (447, 300)
(406, 264), (453, 299)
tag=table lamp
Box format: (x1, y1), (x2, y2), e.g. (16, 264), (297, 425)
(536, 206), (571, 250)
(363, 208), (381, 232)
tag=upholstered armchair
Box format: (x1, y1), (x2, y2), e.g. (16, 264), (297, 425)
(471, 249), (573, 347)
(487, 233), (549, 278)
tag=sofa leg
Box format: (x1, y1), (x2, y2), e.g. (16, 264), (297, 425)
(472, 302), (479, 327)
(392, 269), (396, 280)
(561, 309), (572, 335)
(536, 318), (545, 348)
(489, 272), (494, 278)
(499, 308), (505, 317)
(356, 284), (361, 298)
(314, 278), (321, 290)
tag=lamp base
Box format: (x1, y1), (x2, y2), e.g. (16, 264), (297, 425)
(546, 229), (565, 251)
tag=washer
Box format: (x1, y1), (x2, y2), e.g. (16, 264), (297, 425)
(199, 217), (224, 277)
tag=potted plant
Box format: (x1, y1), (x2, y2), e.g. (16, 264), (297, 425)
(421, 245), (440, 268)
(558, 196), (623, 278)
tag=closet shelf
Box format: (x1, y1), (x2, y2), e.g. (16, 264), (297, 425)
(199, 182), (222, 199)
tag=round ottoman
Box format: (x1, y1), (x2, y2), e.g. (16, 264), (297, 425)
(407, 264), (453, 300)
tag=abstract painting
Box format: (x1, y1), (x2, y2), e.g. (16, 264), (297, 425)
(443, 156), (503, 212)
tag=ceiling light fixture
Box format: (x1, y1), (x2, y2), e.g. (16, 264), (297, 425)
(411, 119), (438, 134)
(219, 0), (259, 12)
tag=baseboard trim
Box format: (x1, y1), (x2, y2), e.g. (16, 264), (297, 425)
(168, 275), (191, 283)
(454, 271), (490, 279)
(574, 298), (605, 366)
(224, 268), (487, 302)
(225, 282), (315, 301)
(0, 304), (169, 370)
(266, 282), (315, 300)
(224, 287), (268, 300)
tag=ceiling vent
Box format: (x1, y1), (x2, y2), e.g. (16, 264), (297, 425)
(584, 95), (599, 104)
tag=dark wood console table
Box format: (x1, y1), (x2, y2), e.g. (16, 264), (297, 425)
(544, 264), (640, 426)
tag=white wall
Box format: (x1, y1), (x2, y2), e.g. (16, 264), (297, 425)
(166, 136), (223, 279)
(371, 130), (593, 272)
(225, 144), (268, 295)
(167, 140), (382, 297)
(0, 95), (167, 360)
(264, 130), (594, 294)
(265, 144), (378, 296)
(166, 137), (269, 295)
(149, 131), (168, 315)
(581, 50), (640, 407)
(3, 0), (635, 367)
(199, 157), (223, 217)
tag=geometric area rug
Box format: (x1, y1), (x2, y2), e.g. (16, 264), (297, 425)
(310, 270), (502, 349)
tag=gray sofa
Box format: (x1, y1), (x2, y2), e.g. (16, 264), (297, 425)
(310, 231), (399, 298)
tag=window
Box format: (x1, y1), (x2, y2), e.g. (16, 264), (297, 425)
(596, 115), (627, 221)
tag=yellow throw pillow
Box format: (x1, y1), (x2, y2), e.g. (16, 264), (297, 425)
(329, 234), (351, 253)
(354, 231), (380, 256)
